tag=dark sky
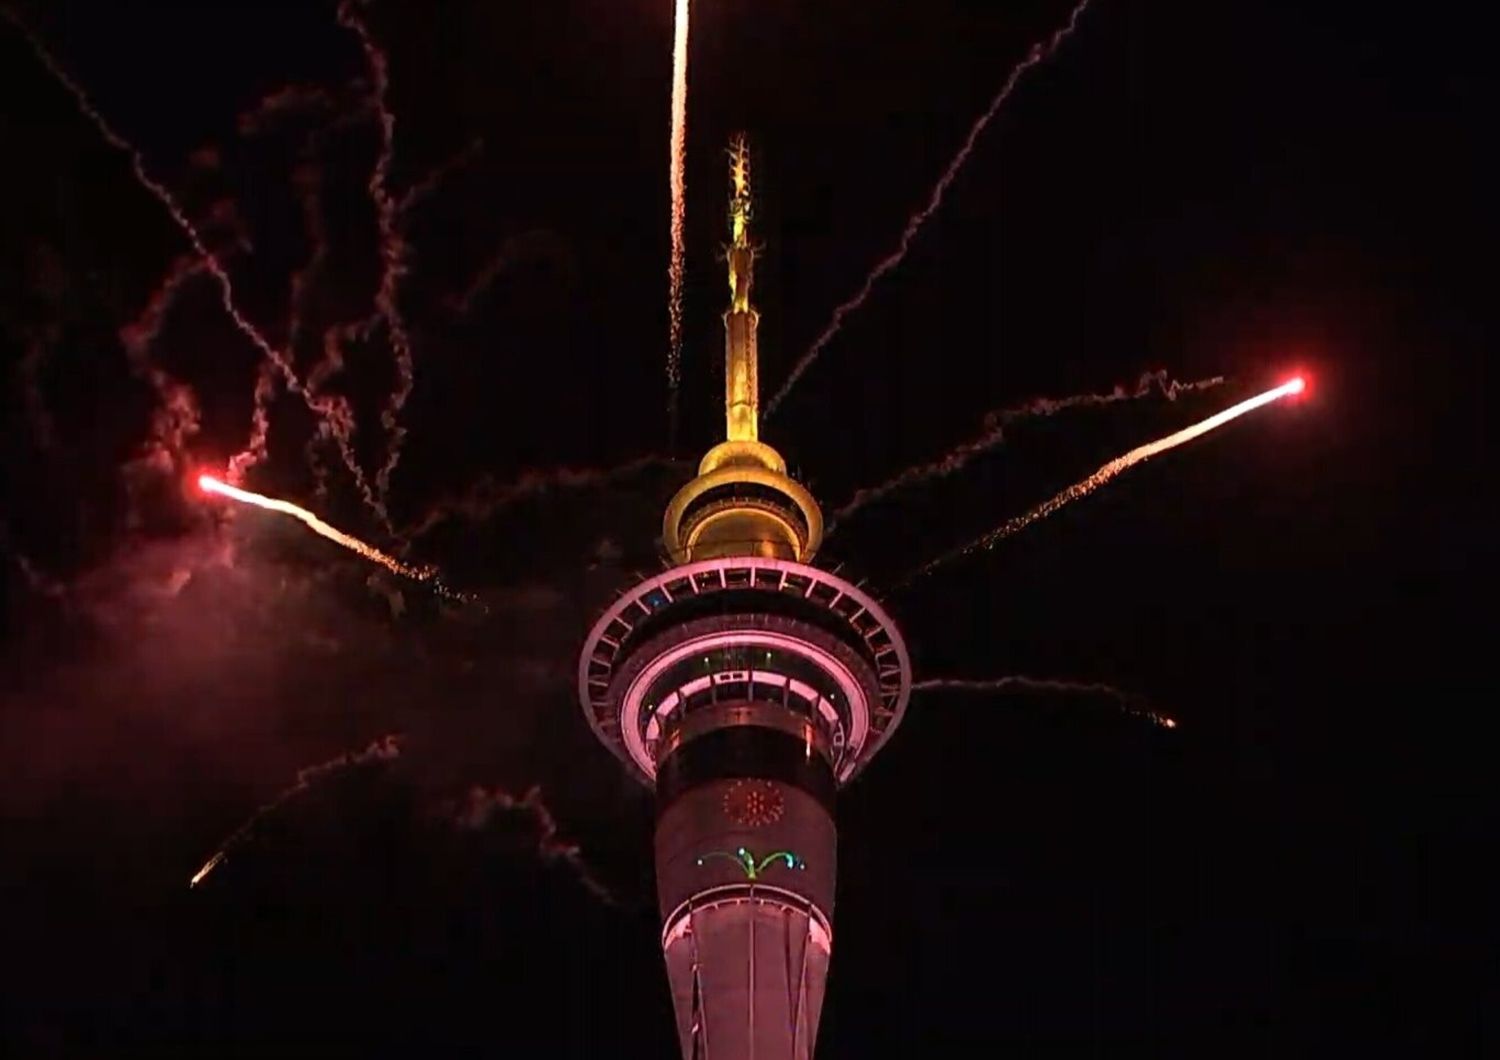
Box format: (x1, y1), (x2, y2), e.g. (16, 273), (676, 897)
(1, 0), (1490, 1056)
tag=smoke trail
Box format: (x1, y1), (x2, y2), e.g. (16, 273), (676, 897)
(445, 229), (581, 316)
(225, 359), (278, 482)
(16, 333), (57, 451)
(304, 326), (387, 523)
(336, 0), (416, 514)
(666, 0), (690, 431)
(452, 785), (617, 905)
(6, 12), (391, 516)
(0, 520), (68, 601)
(396, 137), (484, 217)
(904, 377), (1306, 583)
(12, 243), (65, 452)
(190, 734), (403, 888)
(448, 244), (516, 316)
(226, 155), (333, 483)
(117, 253), (210, 365)
(264, 95), (389, 521)
(267, 162), (380, 508)
(828, 371), (1224, 532)
(235, 83), (338, 138)
(765, 0), (1095, 417)
(282, 161), (331, 368)
(913, 676), (1176, 729)
(403, 455), (677, 540)
(3, 11), (306, 399)
(197, 475), (450, 594)
(117, 252), (207, 458)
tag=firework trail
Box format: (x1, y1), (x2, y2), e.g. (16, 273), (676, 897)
(227, 158), (333, 485)
(243, 82), (388, 517)
(396, 137), (484, 217)
(337, 0), (416, 514)
(225, 359), (278, 482)
(453, 785), (617, 905)
(5, 12), (393, 511)
(666, 0), (690, 433)
(17, 333), (57, 451)
(117, 253), (210, 364)
(304, 329), (387, 520)
(284, 160), (331, 369)
(274, 170), (385, 516)
(303, 431), (335, 501)
(403, 455), (677, 540)
(828, 371), (1225, 533)
(3, 12), (304, 397)
(905, 377), (1306, 582)
(765, 0), (1095, 417)
(235, 83), (338, 137)
(190, 734), (403, 888)
(198, 475), (448, 592)
(913, 676), (1176, 729)
(0, 520), (68, 600)
(448, 243), (516, 316)
(117, 252), (210, 457)
(279, 145), (382, 517)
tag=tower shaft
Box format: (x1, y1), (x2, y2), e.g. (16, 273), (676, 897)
(657, 724), (835, 1060)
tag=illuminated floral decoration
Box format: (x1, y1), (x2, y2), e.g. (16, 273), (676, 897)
(696, 847), (806, 880)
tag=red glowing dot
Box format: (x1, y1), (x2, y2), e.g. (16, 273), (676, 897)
(1286, 377), (1306, 394)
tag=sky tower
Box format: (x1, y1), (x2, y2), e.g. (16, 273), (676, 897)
(578, 136), (912, 1059)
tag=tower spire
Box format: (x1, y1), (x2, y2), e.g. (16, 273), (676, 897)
(724, 133), (758, 443)
(661, 136), (823, 564)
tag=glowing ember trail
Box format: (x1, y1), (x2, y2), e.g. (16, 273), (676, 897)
(3, 12), (303, 400)
(7, 12), (388, 513)
(188, 851), (226, 888)
(907, 377), (1307, 581)
(198, 475), (434, 584)
(190, 735), (402, 889)
(403, 454), (677, 539)
(666, 0), (690, 427)
(766, 0), (1095, 417)
(913, 676), (1177, 729)
(337, 1), (417, 513)
(827, 371), (1225, 534)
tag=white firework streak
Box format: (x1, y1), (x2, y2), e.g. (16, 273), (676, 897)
(666, 0), (690, 428)
(903, 378), (1306, 583)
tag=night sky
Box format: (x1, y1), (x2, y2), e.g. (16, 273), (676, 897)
(1, 1), (1490, 1056)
